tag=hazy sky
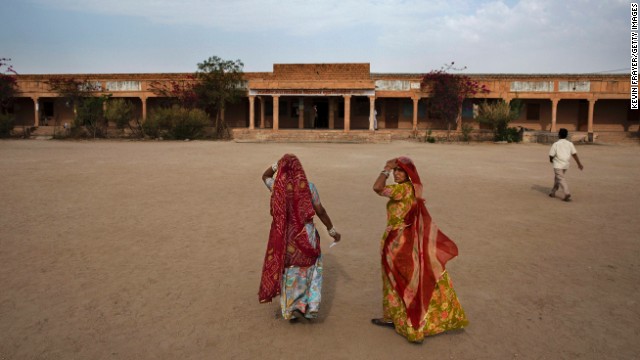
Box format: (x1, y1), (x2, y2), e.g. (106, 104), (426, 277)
(0, 0), (633, 74)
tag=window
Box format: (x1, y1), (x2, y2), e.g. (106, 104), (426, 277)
(105, 81), (141, 91)
(402, 101), (412, 118)
(418, 101), (427, 118)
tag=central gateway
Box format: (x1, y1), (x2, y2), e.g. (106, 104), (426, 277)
(247, 63), (377, 131)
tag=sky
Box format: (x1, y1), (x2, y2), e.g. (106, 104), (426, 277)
(0, 0), (634, 75)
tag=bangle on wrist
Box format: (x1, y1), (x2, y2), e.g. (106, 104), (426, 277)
(380, 170), (390, 177)
(328, 227), (337, 236)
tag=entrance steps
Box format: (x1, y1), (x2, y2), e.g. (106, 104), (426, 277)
(232, 129), (393, 143)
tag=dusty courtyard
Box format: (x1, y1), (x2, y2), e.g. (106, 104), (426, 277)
(0, 139), (638, 359)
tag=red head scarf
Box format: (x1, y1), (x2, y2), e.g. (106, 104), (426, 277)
(383, 156), (459, 329)
(259, 154), (320, 303)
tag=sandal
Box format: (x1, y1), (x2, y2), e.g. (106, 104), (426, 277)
(289, 309), (308, 323)
(371, 318), (395, 328)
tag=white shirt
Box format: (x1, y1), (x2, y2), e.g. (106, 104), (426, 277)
(549, 139), (577, 169)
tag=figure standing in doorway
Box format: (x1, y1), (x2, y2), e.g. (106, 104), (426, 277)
(374, 109), (378, 130)
(313, 105), (318, 129)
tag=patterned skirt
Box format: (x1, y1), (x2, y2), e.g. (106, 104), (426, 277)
(280, 223), (323, 320)
(280, 256), (323, 319)
(382, 270), (469, 343)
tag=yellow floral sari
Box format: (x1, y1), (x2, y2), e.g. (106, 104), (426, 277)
(378, 159), (468, 343)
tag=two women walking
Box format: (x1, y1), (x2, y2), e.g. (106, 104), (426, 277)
(258, 154), (467, 343)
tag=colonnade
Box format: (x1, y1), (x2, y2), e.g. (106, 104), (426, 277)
(23, 94), (599, 136)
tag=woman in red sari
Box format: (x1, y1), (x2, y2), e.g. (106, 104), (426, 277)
(259, 154), (341, 322)
(372, 156), (468, 343)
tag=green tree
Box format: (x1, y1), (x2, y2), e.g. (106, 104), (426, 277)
(47, 77), (108, 138)
(76, 95), (109, 138)
(193, 56), (244, 139)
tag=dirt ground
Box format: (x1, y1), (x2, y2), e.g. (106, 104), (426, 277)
(0, 139), (638, 360)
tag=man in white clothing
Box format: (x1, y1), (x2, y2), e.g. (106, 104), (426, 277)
(549, 128), (584, 202)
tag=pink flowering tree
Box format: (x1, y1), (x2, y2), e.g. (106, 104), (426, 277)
(0, 58), (18, 115)
(421, 62), (488, 140)
(148, 56), (244, 139)
(0, 58), (18, 136)
(148, 75), (199, 109)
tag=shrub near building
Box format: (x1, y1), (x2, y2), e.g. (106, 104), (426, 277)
(143, 105), (209, 140)
(476, 100), (523, 143)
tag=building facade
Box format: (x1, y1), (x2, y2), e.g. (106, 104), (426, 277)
(9, 63), (638, 142)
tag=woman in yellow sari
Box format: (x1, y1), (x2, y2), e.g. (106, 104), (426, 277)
(372, 157), (468, 343)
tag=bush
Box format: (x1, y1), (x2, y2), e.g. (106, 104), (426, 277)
(476, 100), (522, 142)
(425, 128), (436, 143)
(144, 105), (210, 140)
(0, 113), (14, 137)
(460, 123), (474, 142)
(506, 126), (522, 143)
(105, 98), (144, 138)
(105, 98), (134, 129)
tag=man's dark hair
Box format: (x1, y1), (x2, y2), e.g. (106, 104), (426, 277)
(558, 128), (568, 139)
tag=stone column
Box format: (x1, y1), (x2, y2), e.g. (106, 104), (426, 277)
(412, 97), (419, 131)
(343, 95), (351, 132)
(298, 97), (304, 129)
(259, 97), (265, 128)
(273, 95), (280, 130)
(141, 96), (147, 123)
(588, 98), (596, 141)
(329, 98), (335, 129)
(249, 96), (255, 129)
(551, 98), (559, 132)
(32, 97), (40, 127)
(369, 96), (376, 131)
(456, 103), (463, 131)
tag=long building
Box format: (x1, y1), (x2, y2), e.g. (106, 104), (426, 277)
(9, 63), (638, 142)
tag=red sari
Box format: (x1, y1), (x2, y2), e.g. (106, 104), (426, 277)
(258, 154), (320, 303)
(380, 156), (467, 341)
